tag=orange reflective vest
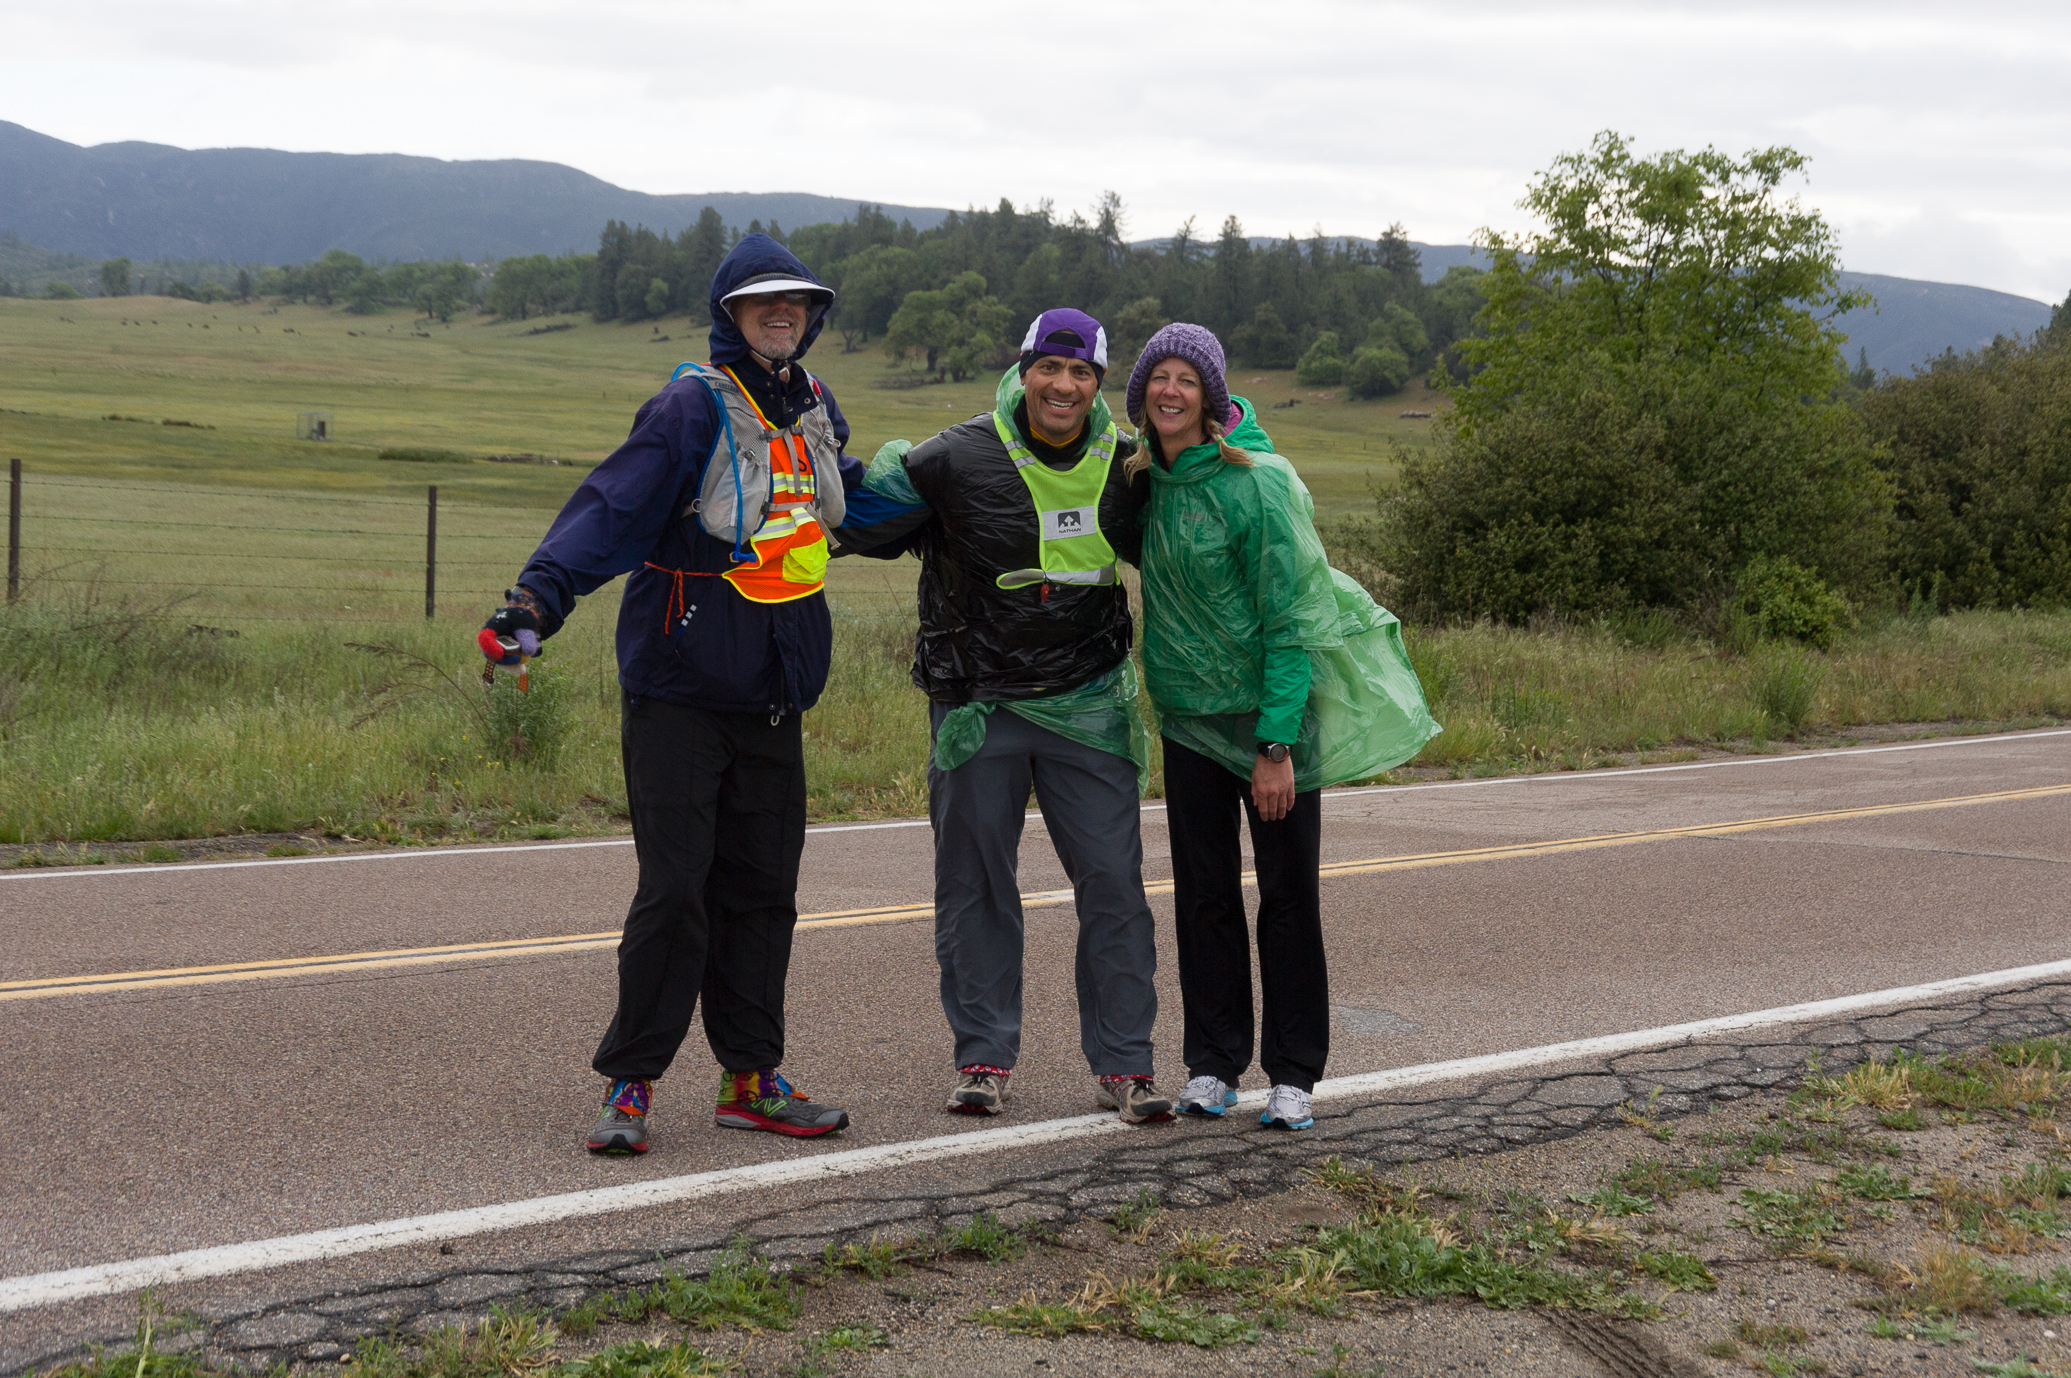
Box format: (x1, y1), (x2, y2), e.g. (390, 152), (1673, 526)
(670, 361), (846, 605)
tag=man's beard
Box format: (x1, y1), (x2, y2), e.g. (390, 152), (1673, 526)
(751, 335), (797, 364)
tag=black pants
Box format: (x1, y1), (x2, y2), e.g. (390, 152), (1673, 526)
(1162, 735), (1327, 1092)
(591, 694), (806, 1081)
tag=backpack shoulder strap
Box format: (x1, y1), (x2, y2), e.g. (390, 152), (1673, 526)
(667, 363), (750, 560)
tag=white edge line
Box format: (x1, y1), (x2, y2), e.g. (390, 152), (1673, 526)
(8, 954), (2071, 1314)
(7, 726), (2067, 884)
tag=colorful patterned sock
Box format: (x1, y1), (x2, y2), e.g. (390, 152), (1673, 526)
(719, 1069), (798, 1108)
(605, 1078), (651, 1116)
(959, 1064), (1011, 1078)
(1099, 1073), (1149, 1086)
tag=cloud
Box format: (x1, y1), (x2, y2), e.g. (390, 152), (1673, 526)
(4, 0), (2067, 300)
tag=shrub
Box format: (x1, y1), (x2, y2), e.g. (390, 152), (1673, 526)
(484, 664), (571, 769)
(1739, 554), (1851, 649)
(44, 281), (80, 300)
(1863, 337), (2071, 610)
(1295, 331), (1348, 386)
(1346, 342), (1412, 398)
(1380, 133), (1888, 623)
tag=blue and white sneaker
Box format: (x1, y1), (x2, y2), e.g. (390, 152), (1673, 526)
(1261, 1084), (1314, 1131)
(1177, 1075), (1238, 1117)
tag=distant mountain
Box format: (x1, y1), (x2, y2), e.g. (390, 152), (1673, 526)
(1832, 273), (2053, 375)
(0, 120), (955, 264)
(1267, 238), (2052, 374)
(4, 120), (2052, 373)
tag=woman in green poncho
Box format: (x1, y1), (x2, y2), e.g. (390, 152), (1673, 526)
(1125, 323), (1440, 1132)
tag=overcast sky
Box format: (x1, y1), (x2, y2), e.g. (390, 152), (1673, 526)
(8, 0), (2068, 303)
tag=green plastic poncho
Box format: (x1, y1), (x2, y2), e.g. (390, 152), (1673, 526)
(863, 418), (1153, 795)
(1138, 398), (1440, 791)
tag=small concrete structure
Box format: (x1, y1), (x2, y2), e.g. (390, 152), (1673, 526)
(297, 411), (334, 441)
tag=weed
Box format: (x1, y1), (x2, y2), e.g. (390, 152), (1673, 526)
(138, 844), (180, 863)
(1635, 1250), (1716, 1292)
(1737, 1184), (1849, 1244)
(1608, 1158), (1725, 1201)
(818, 1234), (923, 1280)
(556, 1340), (736, 1378)
(1972, 1358), (2069, 1377)
(350, 1305), (559, 1378)
(1130, 1300), (1260, 1347)
(1865, 1314), (1977, 1345)
(808, 1325), (886, 1354)
(1567, 1183), (1652, 1217)
(555, 1292), (610, 1339)
(1837, 1165), (1928, 1200)
(1893, 1242), (2008, 1315)
(1751, 644), (1825, 733)
(2007, 1162), (2071, 1208)
(1738, 1319), (1810, 1346)
(613, 1244), (799, 1331)
(943, 1212), (1031, 1264)
(1879, 1107), (1930, 1131)
(1836, 1058), (1914, 1108)
(1164, 1229), (1244, 1268)
(1759, 1356), (1829, 1376)
(2000, 1267), (2071, 1316)
(1107, 1186), (1163, 1243)
(1701, 1338), (1743, 1359)
(39, 1295), (204, 1378)
(970, 1293), (1105, 1338)
(263, 842), (309, 857)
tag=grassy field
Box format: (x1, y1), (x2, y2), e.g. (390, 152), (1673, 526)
(6, 577), (2069, 848)
(3, 292), (2066, 850)
(0, 293), (1430, 520)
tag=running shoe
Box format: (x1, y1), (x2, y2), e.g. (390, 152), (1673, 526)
(1261, 1084), (1314, 1131)
(715, 1069), (850, 1137)
(1096, 1075), (1175, 1124)
(948, 1067), (1010, 1115)
(1177, 1075), (1238, 1117)
(586, 1078), (651, 1155)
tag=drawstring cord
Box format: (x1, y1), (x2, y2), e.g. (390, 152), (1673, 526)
(644, 561), (722, 634)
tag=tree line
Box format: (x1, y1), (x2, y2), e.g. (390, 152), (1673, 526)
(578, 195), (1487, 390)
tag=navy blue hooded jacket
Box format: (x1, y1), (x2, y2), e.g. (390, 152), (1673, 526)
(513, 235), (863, 714)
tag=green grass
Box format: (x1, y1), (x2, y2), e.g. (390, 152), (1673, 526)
(5, 295), (2069, 846)
(0, 293), (1423, 521)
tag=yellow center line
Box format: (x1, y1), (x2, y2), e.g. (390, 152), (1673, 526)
(6, 782), (2065, 1003)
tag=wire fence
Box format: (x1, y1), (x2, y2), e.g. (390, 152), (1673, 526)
(4, 460), (581, 623)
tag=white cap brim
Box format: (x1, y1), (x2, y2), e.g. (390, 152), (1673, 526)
(720, 276), (835, 305)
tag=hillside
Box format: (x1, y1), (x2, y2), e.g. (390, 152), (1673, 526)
(3, 120), (2055, 375)
(0, 121), (954, 264)
(1833, 272), (2054, 375)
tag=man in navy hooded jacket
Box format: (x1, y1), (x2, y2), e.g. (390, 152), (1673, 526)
(481, 235), (861, 1154)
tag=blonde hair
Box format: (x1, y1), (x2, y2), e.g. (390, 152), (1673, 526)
(1123, 386), (1252, 479)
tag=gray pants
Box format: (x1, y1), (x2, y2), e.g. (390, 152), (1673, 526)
(928, 703), (1158, 1077)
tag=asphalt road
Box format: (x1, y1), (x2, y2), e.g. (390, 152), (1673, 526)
(2, 729), (2068, 1331)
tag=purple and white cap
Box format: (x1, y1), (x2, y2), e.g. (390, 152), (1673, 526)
(1018, 307), (1108, 372)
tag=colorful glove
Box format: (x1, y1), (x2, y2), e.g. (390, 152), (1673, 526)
(478, 596), (544, 666)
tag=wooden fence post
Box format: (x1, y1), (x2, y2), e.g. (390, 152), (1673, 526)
(7, 458), (19, 603)
(424, 484), (437, 620)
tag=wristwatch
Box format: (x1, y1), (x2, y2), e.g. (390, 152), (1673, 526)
(1256, 741), (1290, 764)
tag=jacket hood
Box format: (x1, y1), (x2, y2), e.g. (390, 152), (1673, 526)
(1148, 396), (1273, 480)
(992, 365), (1116, 442)
(707, 235), (832, 366)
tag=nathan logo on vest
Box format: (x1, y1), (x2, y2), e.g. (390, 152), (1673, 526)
(1043, 506), (1097, 541)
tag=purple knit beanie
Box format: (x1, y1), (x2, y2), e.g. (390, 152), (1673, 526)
(1126, 322), (1235, 434)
